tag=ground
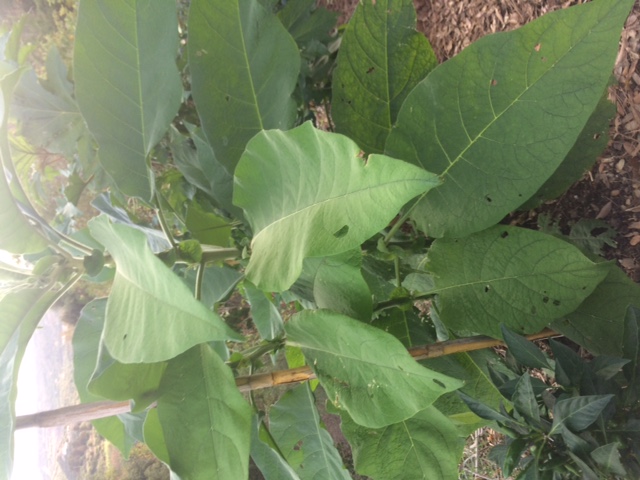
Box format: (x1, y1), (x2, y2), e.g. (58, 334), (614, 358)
(319, 0), (640, 281)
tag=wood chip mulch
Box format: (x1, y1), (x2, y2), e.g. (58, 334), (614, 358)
(320, 0), (640, 280)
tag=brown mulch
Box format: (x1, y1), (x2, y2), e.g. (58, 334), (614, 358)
(320, 0), (640, 280)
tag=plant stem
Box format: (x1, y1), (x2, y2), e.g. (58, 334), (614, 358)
(155, 190), (177, 247)
(194, 261), (205, 301)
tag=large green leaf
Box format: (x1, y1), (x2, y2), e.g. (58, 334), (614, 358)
(269, 384), (350, 480)
(12, 48), (89, 160)
(293, 250), (373, 322)
(426, 226), (610, 338)
(385, 0), (634, 237)
(74, 0), (182, 200)
(188, 0), (300, 176)
(72, 299), (137, 456)
(168, 124), (242, 218)
(552, 265), (640, 355)
(0, 68), (49, 254)
(244, 281), (285, 341)
(250, 415), (301, 480)
(0, 331), (19, 480)
(520, 87), (615, 210)
(286, 310), (463, 428)
(157, 344), (252, 480)
(0, 287), (58, 480)
(88, 216), (241, 363)
(425, 349), (508, 430)
(234, 122), (440, 291)
(332, 0), (436, 154)
(339, 406), (464, 480)
(550, 395), (614, 434)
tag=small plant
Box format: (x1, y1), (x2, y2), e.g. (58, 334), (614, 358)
(1, 0), (639, 479)
(462, 314), (640, 478)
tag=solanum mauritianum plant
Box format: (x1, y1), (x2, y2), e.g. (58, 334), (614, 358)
(1, 0), (638, 478)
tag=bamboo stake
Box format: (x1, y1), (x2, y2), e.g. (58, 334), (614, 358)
(15, 328), (559, 429)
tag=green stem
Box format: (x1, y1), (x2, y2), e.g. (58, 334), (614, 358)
(383, 190), (429, 245)
(374, 296), (415, 313)
(200, 247), (240, 264)
(194, 261), (205, 301)
(155, 190), (177, 247)
(394, 257), (401, 288)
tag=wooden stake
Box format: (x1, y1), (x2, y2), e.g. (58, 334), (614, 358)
(14, 328), (559, 429)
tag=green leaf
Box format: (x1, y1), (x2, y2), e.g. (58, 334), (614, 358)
(181, 264), (243, 309)
(157, 344), (252, 480)
(88, 345), (166, 410)
(332, 0), (436, 153)
(339, 406), (464, 480)
(0, 332), (19, 480)
(0, 68), (49, 254)
(590, 443), (627, 476)
(74, 0), (182, 200)
(143, 409), (170, 464)
(511, 375), (541, 427)
(250, 415), (301, 480)
(12, 48), (89, 160)
(426, 226), (610, 338)
(550, 395), (614, 434)
(72, 299), (140, 455)
(188, 0), (300, 175)
(0, 287), (60, 479)
(185, 202), (232, 248)
(168, 125), (241, 217)
(277, 0), (337, 47)
(269, 384), (350, 480)
(88, 216), (241, 363)
(552, 265), (640, 355)
(501, 325), (551, 370)
(520, 87), (615, 209)
(568, 219), (617, 256)
(244, 281), (285, 341)
(385, 0), (634, 237)
(234, 122), (440, 291)
(457, 391), (514, 426)
(294, 250), (373, 322)
(423, 349), (507, 429)
(286, 310), (463, 428)
(549, 339), (585, 388)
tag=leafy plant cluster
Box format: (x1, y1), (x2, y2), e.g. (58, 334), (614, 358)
(1, 0), (639, 479)
(463, 315), (640, 479)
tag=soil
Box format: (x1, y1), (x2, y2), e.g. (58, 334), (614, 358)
(319, 0), (640, 280)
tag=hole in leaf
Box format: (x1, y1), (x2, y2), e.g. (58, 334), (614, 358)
(123, 334), (128, 340)
(293, 440), (303, 451)
(543, 296), (549, 304)
(333, 225), (349, 238)
(225, 94), (230, 102)
(433, 379), (446, 388)
(366, 66), (375, 74)
(484, 285), (490, 293)
(534, 43), (542, 52)
(485, 195), (492, 203)
(491, 79), (498, 86)
(500, 231), (509, 239)
(593, 133), (601, 140)
(553, 300), (561, 306)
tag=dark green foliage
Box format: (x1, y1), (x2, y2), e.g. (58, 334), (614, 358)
(463, 323), (640, 478)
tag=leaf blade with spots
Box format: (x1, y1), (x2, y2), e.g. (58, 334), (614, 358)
(233, 122), (440, 292)
(286, 310), (463, 428)
(426, 226), (610, 338)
